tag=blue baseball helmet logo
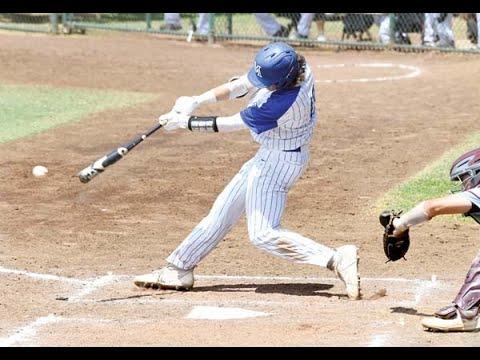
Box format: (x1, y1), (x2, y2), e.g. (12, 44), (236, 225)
(254, 62), (263, 78)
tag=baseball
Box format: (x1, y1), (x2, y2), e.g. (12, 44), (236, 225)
(32, 165), (48, 177)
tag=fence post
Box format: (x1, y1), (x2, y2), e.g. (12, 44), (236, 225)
(208, 13), (215, 44)
(146, 13), (152, 31)
(389, 13), (395, 45)
(227, 13), (232, 35)
(49, 13), (58, 34)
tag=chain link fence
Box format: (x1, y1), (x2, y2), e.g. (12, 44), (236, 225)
(0, 13), (58, 33)
(1, 13), (479, 53)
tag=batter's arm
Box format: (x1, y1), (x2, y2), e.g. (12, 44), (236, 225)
(198, 74), (253, 103)
(159, 111), (247, 133)
(173, 75), (253, 115)
(216, 113), (247, 132)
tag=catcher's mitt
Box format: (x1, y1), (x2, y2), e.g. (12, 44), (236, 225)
(379, 210), (410, 262)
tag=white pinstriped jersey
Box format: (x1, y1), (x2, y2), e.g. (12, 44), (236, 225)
(165, 63), (338, 273)
(240, 64), (317, 151)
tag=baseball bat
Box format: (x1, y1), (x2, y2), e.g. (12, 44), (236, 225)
(77, 122), (163, 183)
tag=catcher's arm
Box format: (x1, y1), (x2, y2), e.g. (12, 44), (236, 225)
(379, 195), (474, 262)
(379, 203), (431, 261)
(393, 195), (473, 236)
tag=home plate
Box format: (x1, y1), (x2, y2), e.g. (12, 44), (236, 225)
(186, 306), (270, 320)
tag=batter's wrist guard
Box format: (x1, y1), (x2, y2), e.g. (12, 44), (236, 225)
(188, 116), (219, 133)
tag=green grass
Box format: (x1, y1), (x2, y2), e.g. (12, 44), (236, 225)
(376, 132), (480, 218)
(0, 84), (157, 143)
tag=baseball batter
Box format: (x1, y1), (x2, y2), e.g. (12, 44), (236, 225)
(134, 42), (360, 300)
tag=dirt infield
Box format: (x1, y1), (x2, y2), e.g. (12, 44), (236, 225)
(1, 32), (480, 346)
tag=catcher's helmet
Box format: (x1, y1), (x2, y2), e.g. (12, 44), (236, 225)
(450, 147), (480, 191)
(247, 42), (300, 90)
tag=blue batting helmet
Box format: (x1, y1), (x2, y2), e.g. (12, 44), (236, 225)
(247, 42), (300, 89)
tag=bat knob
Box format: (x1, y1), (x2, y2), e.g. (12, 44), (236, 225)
(77, 165), (101, 183)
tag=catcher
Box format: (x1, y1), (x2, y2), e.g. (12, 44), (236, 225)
(380, 147), (480, 332)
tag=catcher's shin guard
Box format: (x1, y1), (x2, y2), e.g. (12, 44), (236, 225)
(428, 252), (480, 331)
(453, 252), (480, 312)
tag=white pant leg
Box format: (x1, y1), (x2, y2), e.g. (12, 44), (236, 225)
(477, 14), (480, 46)
(164, 13), (181, 26)
(197, 13), (211, 35)
(245, 149), (336, 268)
(254, 13), (281, 36)
(166, 158), (253, 270)
(424, 13), (436, 44)
(376, 15), (390, 44)
(436, 13), (454, 47)
(297, 13), (315, 37)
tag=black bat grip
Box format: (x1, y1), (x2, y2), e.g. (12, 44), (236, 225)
(102, 149), (125, 167)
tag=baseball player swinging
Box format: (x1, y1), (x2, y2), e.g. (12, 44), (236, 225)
(134, 42), (361, 300)
(380, 147), (480, 331)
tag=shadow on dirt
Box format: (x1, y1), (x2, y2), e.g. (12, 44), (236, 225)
(191, 282), (345, 297)
(390, 306), (431, 317)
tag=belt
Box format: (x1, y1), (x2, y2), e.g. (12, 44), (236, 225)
(283, 147), (301, 153)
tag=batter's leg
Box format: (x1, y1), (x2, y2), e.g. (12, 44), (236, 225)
(245, 151), (335, 267)
(245, 150), (360, 299)
(166, 158), (253, 270)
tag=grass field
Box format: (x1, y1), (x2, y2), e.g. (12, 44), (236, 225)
(376, 132), (480, 218)
(0, 84), (156, 143)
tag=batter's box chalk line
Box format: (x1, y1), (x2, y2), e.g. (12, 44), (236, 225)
(0, 314), (152, 347)
(0, 265), (445, 307)
(0, 265), (441, 287)
(0, 266), (445, 346)
(0, 314), (61, 347)
(316, 63), (422, 83)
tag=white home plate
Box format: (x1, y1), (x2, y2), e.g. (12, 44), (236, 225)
(186, 306), (269, 320)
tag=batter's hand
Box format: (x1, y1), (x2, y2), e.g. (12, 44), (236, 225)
(159, 111), (189, 131)
(172, 96), (199, 116)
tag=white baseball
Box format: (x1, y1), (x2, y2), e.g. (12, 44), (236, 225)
(32, 165), (48, 177)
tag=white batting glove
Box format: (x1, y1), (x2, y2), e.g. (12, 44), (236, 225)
(172, 96), (199, 116)
(159, 111), (189, 131)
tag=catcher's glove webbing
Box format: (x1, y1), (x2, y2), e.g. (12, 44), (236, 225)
(379, 210), (410, 262)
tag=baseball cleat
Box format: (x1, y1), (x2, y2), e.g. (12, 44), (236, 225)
(421, 310), (480, 332)
(333, 245), (361, 300)
(133, 264), (194, 291)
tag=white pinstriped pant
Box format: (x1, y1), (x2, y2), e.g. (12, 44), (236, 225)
(166, 146), (336, 270)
